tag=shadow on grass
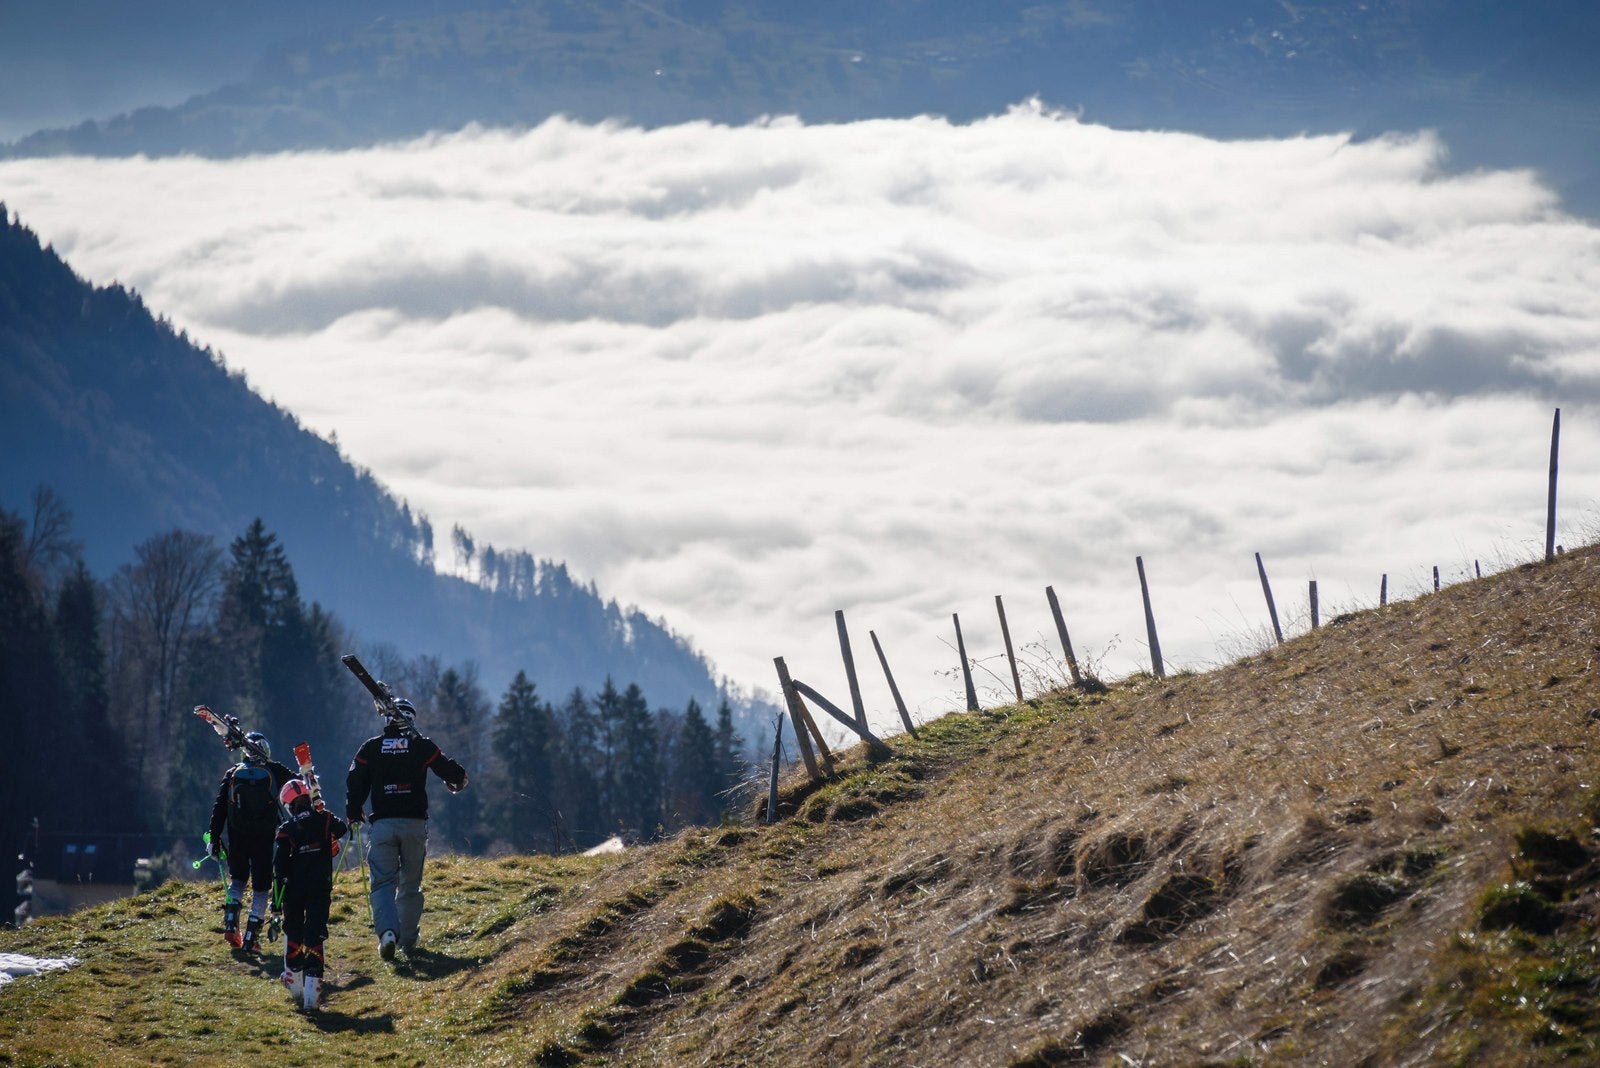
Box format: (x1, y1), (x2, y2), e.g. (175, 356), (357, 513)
(312, 1009), (397, 1034)
(394, 946), (481, 981)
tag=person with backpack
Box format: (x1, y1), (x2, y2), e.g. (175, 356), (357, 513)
(207, 732), (295, 952)
(345, 695), (468, 960)
(273, 778), (348, 1011)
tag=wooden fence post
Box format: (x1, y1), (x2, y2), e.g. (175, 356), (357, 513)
(1256, 553), (1283, 644)
(995, 595), (1023, 703)
(766, 713), (783, 823)
(870, 630), (918, 738)
(1433, 566), (1440, 592)
(1044, 586), (1083, 687)
(835, 610), (867, 729)
(1136, 556), (1165, 679)
(772, 656), (826, 781)
(1475, 560), (1481, 579)
(1547, 407), (1561, 562)
(954, 613), (980, 711)
(1309, 579), (1319, 629)
(1380, 574), (1387, 606)
(789, 678), (892, 757)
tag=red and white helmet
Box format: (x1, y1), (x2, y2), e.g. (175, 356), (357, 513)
(279, 779), (312, 808)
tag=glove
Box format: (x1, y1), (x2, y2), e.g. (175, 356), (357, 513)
(447, 773), (468, 795)
(210, 838), (223, 859)
(346, 806), (365, 824)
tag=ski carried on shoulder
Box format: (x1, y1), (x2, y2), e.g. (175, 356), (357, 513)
(194, 705), (271, 764)
(341, 653), (418, 737)
(292, 742), (324, 810)
(291, 742), (341, 861)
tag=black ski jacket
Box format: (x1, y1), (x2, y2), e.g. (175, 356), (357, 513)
(345, 724), (466, 822)
(273, 807), (349, 893)
(209, 759), (296, 841)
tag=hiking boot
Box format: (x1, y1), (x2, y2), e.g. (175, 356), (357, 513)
(302, 975), (322, 1011)
(379, 929), (397, 961)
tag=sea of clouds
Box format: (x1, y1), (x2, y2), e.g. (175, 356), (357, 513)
(3, 103), (1598, 732)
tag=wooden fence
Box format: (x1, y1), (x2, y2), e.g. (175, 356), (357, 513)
(770, 409), (1572, 786)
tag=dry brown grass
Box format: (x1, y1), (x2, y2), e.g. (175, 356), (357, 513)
(6, 546), (1600, 1066)
(451, 544), (1600, 1066)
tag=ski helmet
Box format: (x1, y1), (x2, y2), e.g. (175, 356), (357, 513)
(379, 697), (417, 725)
(244, 732), (270, 762)
(279, 779), (311, 810)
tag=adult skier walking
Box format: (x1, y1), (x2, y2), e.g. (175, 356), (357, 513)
(207, 732), (295, 951)
(274, 778), (348, 1011)
(345, 693), (468, 960)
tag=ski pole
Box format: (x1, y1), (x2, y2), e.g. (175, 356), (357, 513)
(267, 880), (284, 942)
(191, 832), (227, 885)
(354, 823), (374, 926)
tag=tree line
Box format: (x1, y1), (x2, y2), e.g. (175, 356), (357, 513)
(3, 487), (755, 868)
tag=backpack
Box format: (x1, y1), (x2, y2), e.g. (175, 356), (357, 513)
(227, 764), (280, 834)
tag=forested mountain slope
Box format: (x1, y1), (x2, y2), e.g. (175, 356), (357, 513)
(4, 541), (1598, 1065)
(0, 208), (737, 711)
(6, 1), (1597, 216)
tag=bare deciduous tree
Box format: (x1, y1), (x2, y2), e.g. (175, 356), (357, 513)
(108, 530), (223, 783)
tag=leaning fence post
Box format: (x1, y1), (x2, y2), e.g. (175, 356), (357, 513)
(789, 678), (892, 757)
(1547, 407), (1561, 561)
(1380, 574), (1388, 606)
(1309, 579), (1319, 629)
(766, 713), (783, 824)
(836, 609), (867, 729)
(954, 613), (980, 711)
(1045, 585), (1083, 687)
(870, 630), (918, 738)
(1256, 553), (1283, 644)
(995, 595), (1023, 703)
(1136, 556), (1165, 679)
(772, 656), (823, 782)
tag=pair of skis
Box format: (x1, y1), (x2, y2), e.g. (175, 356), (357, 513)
(192, 704), (324, 803)
(341, 653), (419, 738)
(193, 652), (394, 791)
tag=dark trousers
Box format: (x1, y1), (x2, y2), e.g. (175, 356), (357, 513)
(282, 884), (332, 978)
(226, 829), (274, 891)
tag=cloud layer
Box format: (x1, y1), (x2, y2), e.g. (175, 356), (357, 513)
(4, 104), (1599, 731)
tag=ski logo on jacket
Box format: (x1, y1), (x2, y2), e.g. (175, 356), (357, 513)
(381, 737), (410, 754)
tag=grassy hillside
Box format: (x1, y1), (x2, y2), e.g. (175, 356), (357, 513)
(5, 545), (1600, 1066)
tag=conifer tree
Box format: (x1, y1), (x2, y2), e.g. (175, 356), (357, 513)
(610, 683), (662, 840)
(54, 561), (140, 833)
(553, 688), (604, 850)
(714, 697), (749, 814)
(0, 509), (67, 845)
(489, 671), (557, 853)
(668, 697), (719, 829)
(214, 519), (343, 763)
(429, 665), (488, 852)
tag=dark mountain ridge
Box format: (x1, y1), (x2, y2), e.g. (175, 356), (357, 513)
(0, 207), (755, 717)
(4, 1), (1598, 217)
